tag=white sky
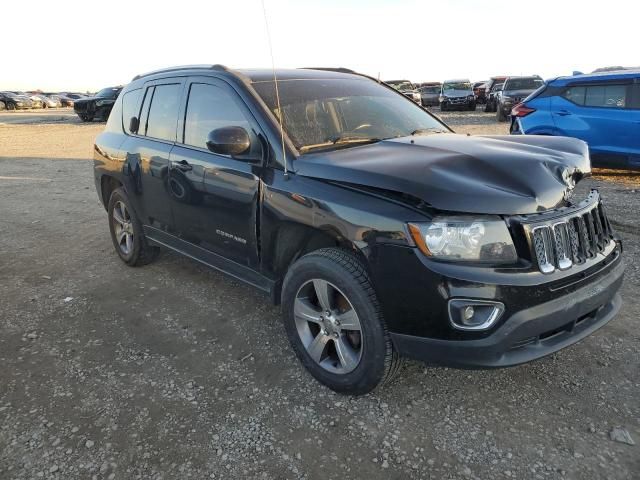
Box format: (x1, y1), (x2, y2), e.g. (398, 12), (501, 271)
(1, 0), (637, 92)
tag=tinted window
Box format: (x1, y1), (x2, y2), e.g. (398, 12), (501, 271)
(121, 88), (142, 134)
(584, 84), (626, 108)
(183, 83), (254, 151)
(145, 84), (181, 141)
(562, 86), (586, 105)
(504, 78), (543, 90)
(96, 87), (120, 98)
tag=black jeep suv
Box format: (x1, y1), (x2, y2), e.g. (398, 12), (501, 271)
(495, 75), (544, 122)
(93, 65), (624, 395)
(74, 86), (122, 122)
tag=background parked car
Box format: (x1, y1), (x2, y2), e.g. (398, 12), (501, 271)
(483, 76), (507, 112)
(510, 69), (640, 169)
(73, 86), (123, 122)
(32, 94), (62, 108)
(473, 81), (488, 104)
(385, 80), (422, 103)
(417, 82), (441, 107)
(495, 75), (543, 121)
(439, 79), (476, 111)
(0, 92), (32, 109)
(45, 93), (75, 107)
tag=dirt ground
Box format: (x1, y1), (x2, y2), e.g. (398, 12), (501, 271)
(1, 109), (638, 480)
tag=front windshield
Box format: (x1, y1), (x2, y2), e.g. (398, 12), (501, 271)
(252, 78), (449, 154)
(389, 82), (414, 91)
(504, 78), (543, 91)
(419, 86), (440, 94)
(96, 88), (118, 98)
(443, 82), (472, 91)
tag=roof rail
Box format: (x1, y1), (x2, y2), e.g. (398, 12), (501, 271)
(132, 64), (231, 81)
(300, 67), (357, 74)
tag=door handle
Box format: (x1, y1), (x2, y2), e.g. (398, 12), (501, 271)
(555, 110), (571, 116)
(172, 159), (193, 172)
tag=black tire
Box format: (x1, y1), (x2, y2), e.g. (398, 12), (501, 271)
(468, 102), (477, 111)
(107, 187), (159, 266)
(496, 105), (507, 122)
(7, 102), (15, 111)
(281, 248), (401, 395)
(440, 102), (448, 112)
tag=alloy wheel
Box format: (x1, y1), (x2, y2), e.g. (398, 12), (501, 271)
(111, 200), (134, 255)
(294, 279), (363, 374)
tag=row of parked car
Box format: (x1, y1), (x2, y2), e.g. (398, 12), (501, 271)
(388, 68), (640, 169)
(385, 76), (544, 121)
(0, 91), (90, 110)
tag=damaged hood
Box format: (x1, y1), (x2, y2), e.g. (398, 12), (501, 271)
(295, 134), (591, 215)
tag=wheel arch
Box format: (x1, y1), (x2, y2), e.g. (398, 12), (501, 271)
(267, 222), (368, 305)
(100, 174), (123, 210)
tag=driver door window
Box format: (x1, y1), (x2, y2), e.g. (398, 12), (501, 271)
(183, 83), (261, 159)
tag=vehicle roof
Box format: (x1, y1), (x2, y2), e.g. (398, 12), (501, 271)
(505, 75), (541, 80)
(443, 78), (470, 83)
(552, 69), (640, 85)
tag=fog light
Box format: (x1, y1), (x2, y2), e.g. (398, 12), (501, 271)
(448, 299), (505, 331)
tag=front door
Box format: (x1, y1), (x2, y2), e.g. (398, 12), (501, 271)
(168, 78), (264, 268)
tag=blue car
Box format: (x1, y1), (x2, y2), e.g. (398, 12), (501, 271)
(510, 70), (640, 169)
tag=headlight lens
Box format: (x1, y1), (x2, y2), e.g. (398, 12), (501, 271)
(467, 94), (475, 99)
(95, 99), (106, 106)
(408, 217), (517, 263)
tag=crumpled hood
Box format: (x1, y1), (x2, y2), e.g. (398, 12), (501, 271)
(295, 134), (591, 215)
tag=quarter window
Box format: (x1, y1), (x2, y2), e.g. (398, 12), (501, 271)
(145, 83), (182, 141)
(121, 88), (142, 134)
(183, 83), (257, 155)
(562, 86), (586, 105)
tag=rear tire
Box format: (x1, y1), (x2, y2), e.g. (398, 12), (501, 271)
(107, 187), (159, 266)
(282, 248), (401, 395)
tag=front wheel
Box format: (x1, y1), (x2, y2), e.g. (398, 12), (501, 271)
(281, 248), (401, 395)
(496, 106), (507, 122)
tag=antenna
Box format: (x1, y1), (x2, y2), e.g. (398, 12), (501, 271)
(261, 0), (289, 179)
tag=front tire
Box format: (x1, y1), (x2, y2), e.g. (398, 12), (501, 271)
(497, 105), (507, 122)
(107, 187), (159, 266)
(281, 248), (401, 395)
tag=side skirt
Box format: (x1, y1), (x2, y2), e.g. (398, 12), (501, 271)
(144, 226), (277, 301)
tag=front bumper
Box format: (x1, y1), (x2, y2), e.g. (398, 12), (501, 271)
(391, 255), (624, 368)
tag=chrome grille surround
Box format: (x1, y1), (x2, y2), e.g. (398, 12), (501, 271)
(520, 191), (614, 274)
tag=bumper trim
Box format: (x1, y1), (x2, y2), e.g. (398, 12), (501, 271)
(391, 259), (624, 369)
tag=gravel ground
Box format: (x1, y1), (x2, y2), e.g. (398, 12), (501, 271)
(1, 110), (638, 479)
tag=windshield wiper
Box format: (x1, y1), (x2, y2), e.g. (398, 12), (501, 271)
(299, 136), (382, 154)
(410, 127), (448, 136)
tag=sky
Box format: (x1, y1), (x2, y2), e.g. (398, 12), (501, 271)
(1, 0), (637, 92)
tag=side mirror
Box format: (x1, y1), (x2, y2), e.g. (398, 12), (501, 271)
(206, 126), (251, 156)
(129, 116), (139, 133)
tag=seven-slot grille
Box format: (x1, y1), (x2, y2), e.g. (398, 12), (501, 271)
(528, 199), (614, 274)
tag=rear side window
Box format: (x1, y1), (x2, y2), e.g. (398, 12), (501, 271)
(584, 84), (626, 108)
(145, 83), (182, 142)
(563, 83), (628, 108)
(121, 88), (142, 134)
(183, 83), (254, 150)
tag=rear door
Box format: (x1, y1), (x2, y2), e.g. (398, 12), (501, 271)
(119, 80), (184, 233)
(551, 80), (640, 164)
(168, 77), (264, 268)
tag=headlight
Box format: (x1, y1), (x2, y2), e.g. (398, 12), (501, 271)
(408, 217), (517, 263)
(439, 95), (447, 102)
(467, 95), (474, 99)
(95, 99), (106, 106)
(502, 96), (513, 103)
